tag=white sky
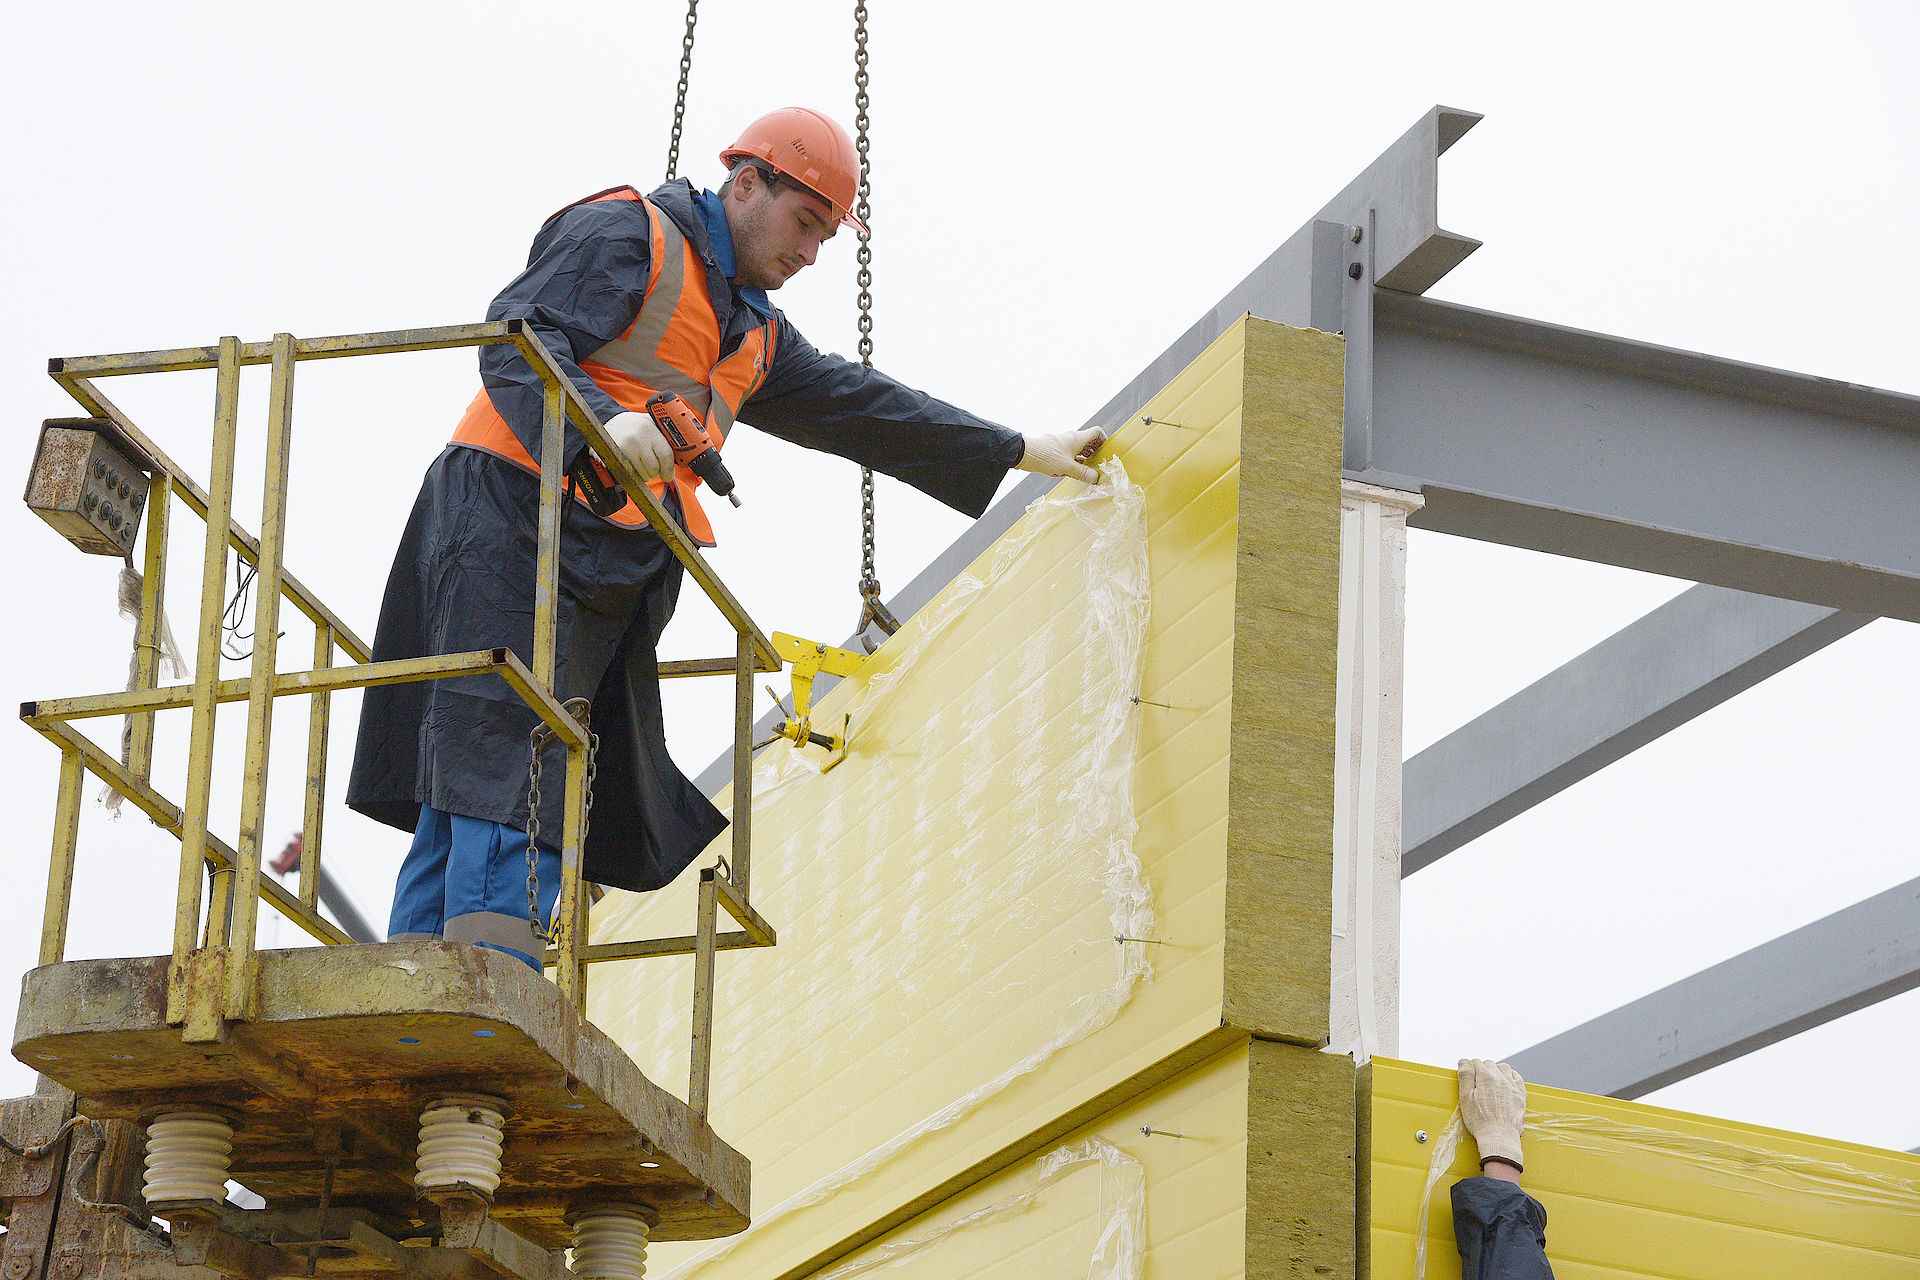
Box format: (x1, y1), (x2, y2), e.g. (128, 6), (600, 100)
(2, 0), (1915, 1153)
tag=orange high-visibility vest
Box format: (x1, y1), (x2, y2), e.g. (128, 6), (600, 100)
(449, 189), (776, 546)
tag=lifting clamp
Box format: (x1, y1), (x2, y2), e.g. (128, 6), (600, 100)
(767, 631), (866, 771)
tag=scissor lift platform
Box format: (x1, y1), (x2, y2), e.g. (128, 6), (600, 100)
(12, 941), (748, 1257)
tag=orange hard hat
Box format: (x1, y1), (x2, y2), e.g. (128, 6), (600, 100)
(719, 108), (868, 233)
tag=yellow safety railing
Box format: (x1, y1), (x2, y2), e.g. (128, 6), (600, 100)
(25, 321), (778, 1114)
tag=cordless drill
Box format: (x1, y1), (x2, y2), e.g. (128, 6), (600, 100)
(644, 391), (740, 507)
(566, 390), (740, 518)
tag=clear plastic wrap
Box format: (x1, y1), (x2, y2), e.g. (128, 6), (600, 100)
(811, 1139), (1146, 1280)
(589, 462), (1153, 1278)
(1412, 1108), (1466, 1280)
(1524, 1113), (1920, 1208)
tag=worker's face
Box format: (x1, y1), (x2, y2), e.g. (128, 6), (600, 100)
(725, 166), (838, 291)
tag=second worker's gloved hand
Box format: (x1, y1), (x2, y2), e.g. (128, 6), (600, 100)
(1016, 427), (1106, 485)
(605, 410), (677, 483)
(1458, 1058), (1527, 1171)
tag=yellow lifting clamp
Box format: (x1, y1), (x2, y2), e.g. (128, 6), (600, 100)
(768, 631), (867, 771)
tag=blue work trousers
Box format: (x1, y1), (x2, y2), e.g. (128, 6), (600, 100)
(388, 804), (560, 970)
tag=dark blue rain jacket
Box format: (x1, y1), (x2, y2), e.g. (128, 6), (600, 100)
(346, 181), (1023, 893)
(1453, 1177), (1555, 1280)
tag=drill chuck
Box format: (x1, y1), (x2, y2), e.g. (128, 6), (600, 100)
(687, 449), (739, 505)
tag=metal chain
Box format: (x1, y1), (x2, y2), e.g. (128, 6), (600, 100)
(853, 0), (874, 370)
(663, 0), (700, 182)
(853, 0), (899, 649)
(525, 698), (599, 938)
(525, 724), (546, 929)
(576, 700), (599, 882)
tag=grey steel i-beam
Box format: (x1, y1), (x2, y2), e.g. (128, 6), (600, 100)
(1403, 585), (1873, 874)
(1366, 292), (1920, 621)
(1507, 877), (1920, 1099)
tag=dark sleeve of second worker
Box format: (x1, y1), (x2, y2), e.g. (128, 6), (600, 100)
(743, 316), (1026, 520)
(1451, 1178), (1555, 1280)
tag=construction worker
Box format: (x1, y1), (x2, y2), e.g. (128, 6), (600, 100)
(346, 107), (1104, 969)
(1453, 1059), (1555, 1279)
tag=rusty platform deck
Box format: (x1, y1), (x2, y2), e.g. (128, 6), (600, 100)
(11, 941), (747, 1250)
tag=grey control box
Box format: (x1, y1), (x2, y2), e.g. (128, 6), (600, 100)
(25, 419), (154, 557)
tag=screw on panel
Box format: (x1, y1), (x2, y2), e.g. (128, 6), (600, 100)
(1347, 262), (1364, 280)
(1416, 1129), (1429, 1143)
(1139, 1126), (1189, 1139)
(1348, 226), (1363, 244)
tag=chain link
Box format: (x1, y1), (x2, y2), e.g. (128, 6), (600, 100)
(859, 466), (878, 598)
(853, 0), (874, 369)
(577, 699), (599, 870)
(525, 698), (599, 939)
(852, 0), (898, 649)
(663, 0), (700, 182)
(525, 724), (545, 929)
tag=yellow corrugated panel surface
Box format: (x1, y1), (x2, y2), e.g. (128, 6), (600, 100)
(1371, 1057), (1920, 1279)
(801, 1040), (1252, 1280)
(588, 320), (1254, 1279)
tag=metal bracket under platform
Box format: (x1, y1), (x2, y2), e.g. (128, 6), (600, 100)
(12, 941), (749, 1257)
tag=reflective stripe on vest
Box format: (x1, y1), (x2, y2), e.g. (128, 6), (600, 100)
(448, 191), (776, 546)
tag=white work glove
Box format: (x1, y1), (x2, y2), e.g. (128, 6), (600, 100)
(604, 410), (676, 483)
(1016, 427), (1106, 485)
(1458, 1058), (1527, 1171)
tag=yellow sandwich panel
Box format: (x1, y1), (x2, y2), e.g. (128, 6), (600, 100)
(796, 1039), (1254, 1280)
(1371, 1057), (1920, 1280)
(587, 318), (1269, 1279)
